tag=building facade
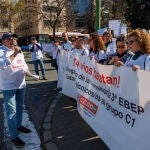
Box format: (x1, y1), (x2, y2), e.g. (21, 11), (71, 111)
(0, 0), (14, 39)
(13, 0), (66, 44)
(70, 0), (90, 32)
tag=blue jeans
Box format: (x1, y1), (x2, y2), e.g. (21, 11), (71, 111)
(33, 59), (46, 77)
(2, 88), (26, 139)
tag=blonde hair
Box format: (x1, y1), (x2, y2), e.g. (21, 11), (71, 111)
(128, 29), (150, 54)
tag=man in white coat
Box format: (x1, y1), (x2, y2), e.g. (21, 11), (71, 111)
(0, 33), (31, 148)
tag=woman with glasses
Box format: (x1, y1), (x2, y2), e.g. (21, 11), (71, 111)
(105, 35), (133, 65)
(115, 29), (150, 71)
(71, 36), (78, 51)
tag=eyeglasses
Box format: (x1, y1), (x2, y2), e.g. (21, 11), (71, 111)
(117, 46), (125, 49)
(128, 40), (136, 45)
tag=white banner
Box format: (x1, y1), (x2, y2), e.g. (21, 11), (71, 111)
(109, 20), (121, 37)
(57, 50), (66, 88)
(59, 51), (150, 150)
(97, 28), (108, 35)
(62, 52), (78, 99)
(120, 24), (127, 36)
(42, 43), (56, 52)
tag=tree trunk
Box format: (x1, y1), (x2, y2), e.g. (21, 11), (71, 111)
(87, 0), (95, 33)
(53, 24), (56, 41)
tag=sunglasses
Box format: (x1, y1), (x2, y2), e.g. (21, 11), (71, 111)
(128, 40), (136, 45)
(117, 46), (125, 49)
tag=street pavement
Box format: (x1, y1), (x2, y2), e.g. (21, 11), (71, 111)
(0, 51), (109, 150)
(51, 95), (109, 150)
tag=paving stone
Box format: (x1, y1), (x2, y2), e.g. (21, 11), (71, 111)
(24, 54), (58, 134)
(47, 109), (54, 116)
(43, 122), (51, 130)
(44, 131), (52, 143)
(52, 95), (109, 150)
(45, 142), (57, 150)
(50, 103), (57, 109)
(44, 115), (51, 123)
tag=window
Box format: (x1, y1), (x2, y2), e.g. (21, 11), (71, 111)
(43, 20), (50, 26)
(43, 0), (48, 3)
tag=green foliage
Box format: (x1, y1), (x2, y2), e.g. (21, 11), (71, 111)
(125, 0), (150, 29)
(0, 0), (25, 30)
(13, 0), (25, 13)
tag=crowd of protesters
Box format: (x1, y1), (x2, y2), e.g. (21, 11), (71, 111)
(0, 27), (150, 148)
(52, 29), (150, 73)
(49, 29), (150, 108)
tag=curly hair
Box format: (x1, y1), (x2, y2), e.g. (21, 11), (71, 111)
(91, 35), (106, 53)
(128, 29), (150, 54)
(116, 34), (127, 44)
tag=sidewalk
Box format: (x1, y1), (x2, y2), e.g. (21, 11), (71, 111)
(4, 109), (41, 150)
(43, 94), (109, 150)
